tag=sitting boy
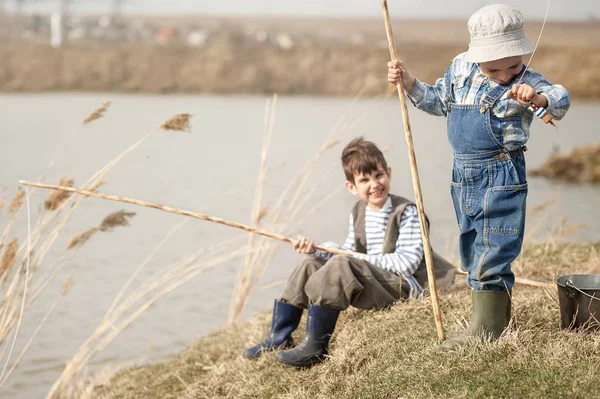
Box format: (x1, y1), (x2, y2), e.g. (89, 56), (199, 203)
(243, 137), (455, 367)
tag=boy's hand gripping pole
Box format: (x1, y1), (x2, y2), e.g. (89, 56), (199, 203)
(381, 0), (445, 341)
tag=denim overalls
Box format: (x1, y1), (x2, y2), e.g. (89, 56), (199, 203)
(446, 72), (528, 291)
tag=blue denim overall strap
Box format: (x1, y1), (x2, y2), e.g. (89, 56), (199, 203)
(446, 70), (528, 291)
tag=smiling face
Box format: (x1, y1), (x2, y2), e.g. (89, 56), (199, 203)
(479, 55), (524, 84)
(345, 164), (392, 210)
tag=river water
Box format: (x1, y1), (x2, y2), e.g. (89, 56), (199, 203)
(0, 93), (599, 398)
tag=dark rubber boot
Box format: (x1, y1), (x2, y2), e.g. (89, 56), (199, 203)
(243, 300), (303, 360)
(276, 304), (340, 367)
(441, 290), (511, 351)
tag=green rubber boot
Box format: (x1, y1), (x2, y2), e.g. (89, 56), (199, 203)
(441, 290), (511, 351)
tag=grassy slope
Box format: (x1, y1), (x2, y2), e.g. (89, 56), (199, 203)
(94, 243), (600, 399)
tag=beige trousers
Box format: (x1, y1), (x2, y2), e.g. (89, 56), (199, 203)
(280, 255), (409, 310)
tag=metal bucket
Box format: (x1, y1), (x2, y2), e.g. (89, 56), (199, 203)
(556, 274), (600, 331)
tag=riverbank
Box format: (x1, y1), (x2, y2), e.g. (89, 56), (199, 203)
(1, 40), (599, 98)
(532, 144), (600, 184)
(85, 242), (600, 399)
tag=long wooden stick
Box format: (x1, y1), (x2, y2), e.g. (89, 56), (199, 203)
(20, 181), (556, 290)
(18, 181), (358, 257)
(381, 0), (445, 341)
(454, 269), (554, 289)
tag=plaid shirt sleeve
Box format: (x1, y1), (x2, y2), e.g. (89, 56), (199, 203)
(406, 69), (450, 117)
(526, 69), (571, 121)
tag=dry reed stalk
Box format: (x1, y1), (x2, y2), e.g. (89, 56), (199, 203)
(99, 210), (136, 231)
(230, 94), (277, 324)
(102, 218), (193, 319)
(524, 190), (562, 242)
(257, 204), (270, 224)
(0, 301), (57, 390)
(101, 185), (240, 320)
(66, 210), (135, 250)
(0, 186), (32, 384)
(531, 188), (561, 215)
(0, 125), (157, 374)
(230, 89), (387, 320)
(29, 129), (156, 270)
(259, 279), (288, 291)
(0, 239), (18, 281)
(159, 113), (193, 132)
(0, 104), (156, 389)
(554, 221), (589, 239)
(83, 101), (111, 125)
(6, 190), (23, 214)
(48, 245), (255, 398)
(61, 276), (73, 297)
(106, 236), (247, 326)
(44, 178), (74, 211)
(66, 228), (99, 250)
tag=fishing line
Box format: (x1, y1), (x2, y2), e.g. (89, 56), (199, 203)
(517, 0), (552, 85)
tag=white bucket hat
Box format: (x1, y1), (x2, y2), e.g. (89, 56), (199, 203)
(465, 4), (535, 63)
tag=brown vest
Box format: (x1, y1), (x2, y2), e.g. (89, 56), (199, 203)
(351, 194), (456, 289)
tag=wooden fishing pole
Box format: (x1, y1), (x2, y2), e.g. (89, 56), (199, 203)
(18, 181), (358, 257)
(381, 0), (445, 341)
(20, 180), (554, 289)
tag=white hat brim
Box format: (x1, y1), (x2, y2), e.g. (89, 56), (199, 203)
(465, 38), (535, 63)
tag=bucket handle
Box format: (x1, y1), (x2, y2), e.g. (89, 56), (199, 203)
(566, 280), (600, 301)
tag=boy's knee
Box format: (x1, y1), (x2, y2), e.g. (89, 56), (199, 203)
(327, 254), (351, 266)
(295, 257), (323, 274)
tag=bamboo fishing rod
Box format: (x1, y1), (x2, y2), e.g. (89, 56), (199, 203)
(381, 0), (445, 340)
(18, 180), (357, 257)
(19, 180), (555, 290)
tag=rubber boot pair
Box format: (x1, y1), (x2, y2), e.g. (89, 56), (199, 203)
(243, 299), (303, 360)
(441, 290), (511, 351)
(276, 304), (340, 367)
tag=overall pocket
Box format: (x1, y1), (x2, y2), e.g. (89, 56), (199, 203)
(485, 183), (528, 236)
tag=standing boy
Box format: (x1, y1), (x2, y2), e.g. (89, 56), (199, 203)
(243, 137), (455, 367)
(387, 4), (571, 350)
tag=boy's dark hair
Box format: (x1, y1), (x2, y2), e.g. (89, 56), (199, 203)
(341, 137), (388, 183)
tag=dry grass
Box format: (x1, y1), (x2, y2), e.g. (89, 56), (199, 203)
(66, 228), (100, 250)
(0, 99), (203, 393)
(159, 114), (193, 132)
(92, 244), (600, 399)
(44, 177), (74, 211)
(83, 101), (112, 125)
(67, 210), (135, 250)
(99, 210), (136, 232)
(0, 239), (18, 280)
(6, 190), (23, 214)
(531, 144), (600, 184)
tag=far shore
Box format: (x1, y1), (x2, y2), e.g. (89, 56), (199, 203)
(1, 41), (599, 99)
(1, 18), (599, 98)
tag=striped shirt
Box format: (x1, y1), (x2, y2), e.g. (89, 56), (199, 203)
(407, 52), (571, 151)
(313, 197), (424, 298)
